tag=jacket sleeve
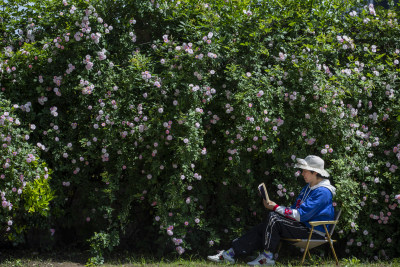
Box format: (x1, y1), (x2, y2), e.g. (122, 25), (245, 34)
(274, 205), (301, 221)
(274, 188), (330, 222)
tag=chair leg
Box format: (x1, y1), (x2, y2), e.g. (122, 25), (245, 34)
(307, 249), (312, 260)
(324, 225), (339, 266)
(302, 226), (314, 265)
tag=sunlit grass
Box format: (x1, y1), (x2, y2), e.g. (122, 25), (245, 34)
(1, 250), (400, 267)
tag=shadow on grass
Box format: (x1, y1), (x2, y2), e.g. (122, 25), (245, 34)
(0, 248), (89, 267)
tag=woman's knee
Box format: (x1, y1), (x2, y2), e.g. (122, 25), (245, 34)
(265, 211), (279, 222)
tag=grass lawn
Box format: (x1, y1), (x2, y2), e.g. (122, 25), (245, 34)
(1, 249), (399, 267)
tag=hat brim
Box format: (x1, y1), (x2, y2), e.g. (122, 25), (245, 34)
(294, 163), (330, 177)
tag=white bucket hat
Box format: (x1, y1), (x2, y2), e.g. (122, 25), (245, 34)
(294, 155), (329, 177)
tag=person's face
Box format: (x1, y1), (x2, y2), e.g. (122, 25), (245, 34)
(301, 169), (318, 185)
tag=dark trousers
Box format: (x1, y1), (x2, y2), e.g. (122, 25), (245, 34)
(232, 212), (324, 255)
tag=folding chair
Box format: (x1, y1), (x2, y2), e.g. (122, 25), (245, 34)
(277, 209), (342, 266)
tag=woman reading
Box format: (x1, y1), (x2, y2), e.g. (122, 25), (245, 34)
(207, 155), (336, 266)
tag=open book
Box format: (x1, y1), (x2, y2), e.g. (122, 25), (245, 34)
(258, 183), (270, 202)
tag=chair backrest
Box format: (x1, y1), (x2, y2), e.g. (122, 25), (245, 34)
(329, 208), (342, 236)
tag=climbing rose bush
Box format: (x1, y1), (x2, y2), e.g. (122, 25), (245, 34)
(0, 0), (400, 263)
(0, 95), (54, 243)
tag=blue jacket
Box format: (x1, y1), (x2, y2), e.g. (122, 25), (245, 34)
(275, 179), (335, 234)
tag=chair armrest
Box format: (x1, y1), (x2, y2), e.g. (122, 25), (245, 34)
(309, 220), (337, 226)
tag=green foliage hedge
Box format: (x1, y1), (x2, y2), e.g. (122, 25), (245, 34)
(1, 0), (400, 264)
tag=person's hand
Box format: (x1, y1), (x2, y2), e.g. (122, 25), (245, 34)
(263, 199), (278, 210)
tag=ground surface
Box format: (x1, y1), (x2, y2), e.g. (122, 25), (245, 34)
(1, 249), (400, 266)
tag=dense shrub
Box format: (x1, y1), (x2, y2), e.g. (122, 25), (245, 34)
(1, 0), (400, 263)
(0, 94), (54, 244)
